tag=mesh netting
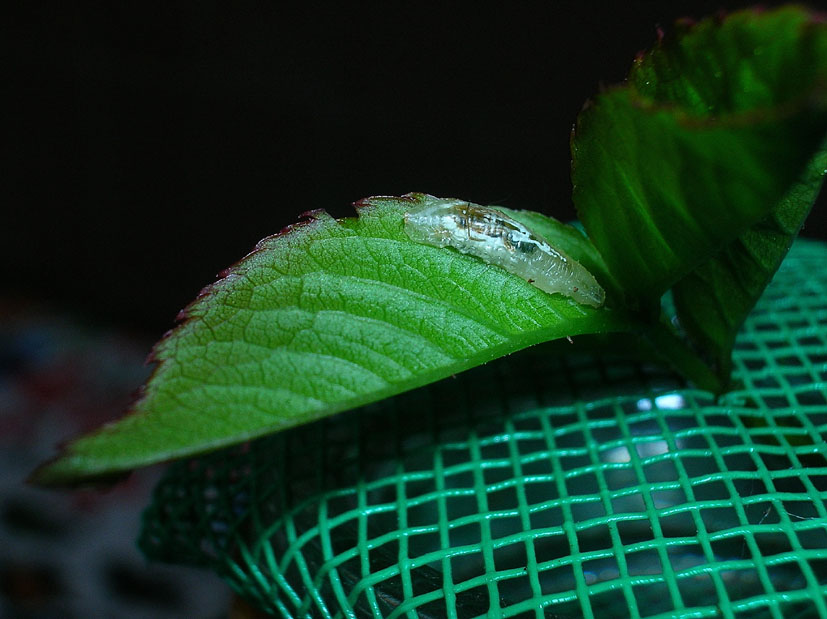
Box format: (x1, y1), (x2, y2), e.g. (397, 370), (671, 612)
(139, 239), (827, 618)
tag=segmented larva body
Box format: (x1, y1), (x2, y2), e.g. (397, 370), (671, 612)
(404, 198), (605, 308)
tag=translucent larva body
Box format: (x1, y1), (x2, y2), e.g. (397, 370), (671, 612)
(404, 198), (606, 308)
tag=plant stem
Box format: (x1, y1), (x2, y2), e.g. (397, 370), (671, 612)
(644, 318), (726, 394)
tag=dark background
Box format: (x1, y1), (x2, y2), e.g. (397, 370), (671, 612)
(8, 1), (827, 335)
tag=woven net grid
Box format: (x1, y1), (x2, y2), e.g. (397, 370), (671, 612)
(140, 239), (827, 619)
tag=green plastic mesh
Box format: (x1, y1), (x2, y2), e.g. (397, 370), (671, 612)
(139, 239), (827, 619)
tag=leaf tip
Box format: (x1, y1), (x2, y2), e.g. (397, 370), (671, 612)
(28, 442), (131, 489)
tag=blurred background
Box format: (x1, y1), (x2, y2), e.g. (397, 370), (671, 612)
(4, 1), (827, 616)
(8, 0), (827, 334)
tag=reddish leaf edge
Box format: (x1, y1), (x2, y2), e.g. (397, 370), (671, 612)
(28, 194), (414, 487)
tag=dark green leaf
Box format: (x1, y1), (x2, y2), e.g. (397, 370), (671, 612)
(672, 142), (827, 380)
(572, 6), (827, 307)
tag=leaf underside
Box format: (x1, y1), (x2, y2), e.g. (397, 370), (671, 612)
(572, 6), (827, 309)
(672, 142), (827, 380)
(571, 6), (827, 386)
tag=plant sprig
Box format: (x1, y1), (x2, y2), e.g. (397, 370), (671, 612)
(33, 5), (827, 486)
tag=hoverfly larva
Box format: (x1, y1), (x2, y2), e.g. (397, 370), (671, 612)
(404, 197), (605, 308)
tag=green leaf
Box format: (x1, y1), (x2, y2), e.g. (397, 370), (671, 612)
(672, 142), (827, 381)
(32, 194), (631, 485)
(571, 6), (827, 307)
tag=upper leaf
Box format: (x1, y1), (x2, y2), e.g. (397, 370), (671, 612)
(572, 6), (827, 307)
(33, 194), (629, 485)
